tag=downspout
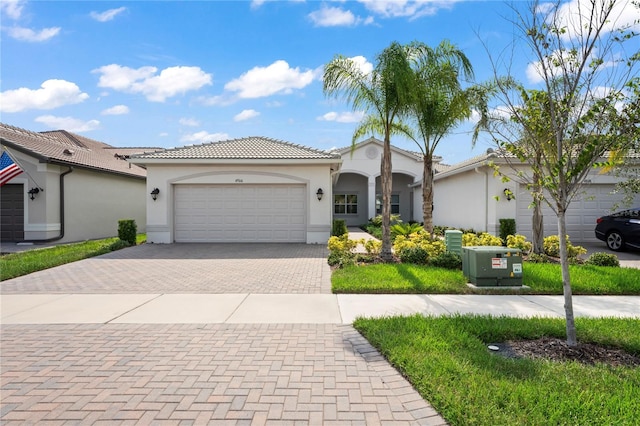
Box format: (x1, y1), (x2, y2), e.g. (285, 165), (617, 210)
(20, 167), (73, 243)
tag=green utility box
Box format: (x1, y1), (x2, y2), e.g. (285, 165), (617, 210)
(462, 246), (523, 286)
(444, 230), (463, 256)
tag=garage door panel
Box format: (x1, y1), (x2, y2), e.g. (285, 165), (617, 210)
(516, 184), (628, 243)
(174, 184), (307, 243)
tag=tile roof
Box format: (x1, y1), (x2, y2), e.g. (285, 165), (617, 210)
(0, 123), (156, 179)
(131, 136), (341, 161)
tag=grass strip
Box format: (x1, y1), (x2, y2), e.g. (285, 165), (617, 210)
(332, 263), (468, 293)
(354, 315), (640, 426)
(332, 262), (640, 295)
(0, 235), (146, 281)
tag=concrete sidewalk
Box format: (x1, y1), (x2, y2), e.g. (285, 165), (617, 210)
(3, 293), (639, 325)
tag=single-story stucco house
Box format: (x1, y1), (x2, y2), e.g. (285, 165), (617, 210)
(129, 137), (342, 244)
(0, 123), (152, 244)
(431, 148), (640, 244)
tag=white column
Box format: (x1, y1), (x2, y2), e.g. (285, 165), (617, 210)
(368, 175), (377, 219)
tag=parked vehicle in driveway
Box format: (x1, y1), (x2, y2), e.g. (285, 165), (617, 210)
(595, 208), (640, 251)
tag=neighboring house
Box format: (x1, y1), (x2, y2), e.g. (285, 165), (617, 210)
(431, 148), (640, 243)
(333, 137), (428, 226)
(0, 123), (151, 244)
(129, 137), (342, 244)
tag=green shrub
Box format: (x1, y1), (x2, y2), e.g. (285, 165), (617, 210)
(463, 232), (503, 247)
(391, 222), (424, 238)
(506, 234), (532, 254)
(109, 239), (131, 251)
(368, 214), (402, 227)
(584, 252), (620, 267)
(429, 252), (462, 270)
(327, 235), (362, 268)
(394, 231), (446, 264)
(527, 253), (550, 263)
(543, 235), (587, 259)
(398, 246), (429, 265)
(117, 219), (137, 246)
(332, 219), (348, 236)
(499, 218), (516, 243)
(364, 239), (382, 255)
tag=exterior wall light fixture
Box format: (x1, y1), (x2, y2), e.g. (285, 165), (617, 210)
(150, 188), (160, 201)
(27, 187), (41, 200)
(316, 188), (324, 201)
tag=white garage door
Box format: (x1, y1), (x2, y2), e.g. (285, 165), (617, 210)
(174, 184), (306, 243)
(516, 184), (627, 243)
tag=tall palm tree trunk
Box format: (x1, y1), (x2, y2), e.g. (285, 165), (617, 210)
(422, 154), (434, 235)
(380, 137), (394, 261)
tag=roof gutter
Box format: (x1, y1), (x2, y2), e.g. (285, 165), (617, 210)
(20, 167), (73, 244)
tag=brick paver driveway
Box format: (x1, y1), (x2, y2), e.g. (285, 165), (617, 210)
(1, 244), (445, 425)
(1, 243), (332, 294)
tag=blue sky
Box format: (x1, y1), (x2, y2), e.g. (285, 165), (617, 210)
(1, 0), (637, 164)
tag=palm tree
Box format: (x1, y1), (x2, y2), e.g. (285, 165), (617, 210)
(323, 42), (415, 261)
(404, 40), (475, 235)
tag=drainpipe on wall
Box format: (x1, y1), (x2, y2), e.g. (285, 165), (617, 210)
(474, 166), (489, 233)
(20, 167), (73, 243)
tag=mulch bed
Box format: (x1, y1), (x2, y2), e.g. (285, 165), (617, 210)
(489, 337), (640, 367)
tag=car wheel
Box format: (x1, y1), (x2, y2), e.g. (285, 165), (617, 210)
(606, 231), (624, 251)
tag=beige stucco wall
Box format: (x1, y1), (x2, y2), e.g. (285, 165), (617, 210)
(144, 163), (335, 244)
(3, 148), (146, 243)
(63, 169), (146, 243)
(433, 160), (638, 239)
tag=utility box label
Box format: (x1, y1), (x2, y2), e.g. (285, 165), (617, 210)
(513, 263), (523, 274)
(491, 258), (507, 269)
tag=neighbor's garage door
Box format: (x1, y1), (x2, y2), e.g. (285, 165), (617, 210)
(0, 184), (24, 242)
(516, 183), (627, 243)
(174, 184), (306, 242)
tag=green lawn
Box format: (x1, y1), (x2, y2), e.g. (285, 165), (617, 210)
(354, 315), (640, 425)
(0, 235), (146, 281)
(332, 262), (640, 295)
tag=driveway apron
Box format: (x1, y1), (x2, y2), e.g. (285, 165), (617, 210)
(1, 244), (446, 425)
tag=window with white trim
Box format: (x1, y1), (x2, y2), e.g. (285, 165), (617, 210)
(376, 194), (400, 215)
(334, 194), (358, 214)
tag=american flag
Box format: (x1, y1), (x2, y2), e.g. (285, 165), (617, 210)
(1, 151), (23, 186)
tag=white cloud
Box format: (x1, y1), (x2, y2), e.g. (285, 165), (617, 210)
(309, 6), (365, 27)
(180, 131), (229, 143)
(490, 105), (513, 120)
(357, 0), (457, 19)
(224, 60), (316, 99)
(93, 64), (212, 102)
(101, 105), (129, 115)
(1, 0), (25, 20)
(94, 64), (157, 90)
(0, 79), (89, 113)
(35, 115), (100, 132)
(159, 132), (169, 137)
(179, 117), (200, 127)
(348, 56), (374, 75)
(552, 0), (640, 40)
(90, 7), (127, 22)
(234, 109), (261, 122)
(317, 111), (365, 123)
(6, 26), (61, 42)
